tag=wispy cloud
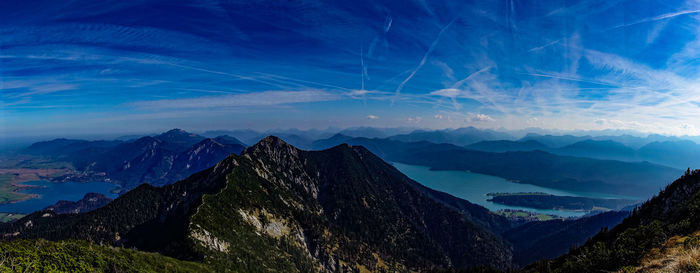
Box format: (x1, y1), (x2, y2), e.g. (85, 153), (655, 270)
(2, 80), (79, 98)
(6, 0), (700, 136)
(129, 90), (341, 109)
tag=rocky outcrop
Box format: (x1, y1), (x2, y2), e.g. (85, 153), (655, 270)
(45, 193), (113, 214)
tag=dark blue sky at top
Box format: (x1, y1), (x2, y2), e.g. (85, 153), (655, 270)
(2, 0), (700, 137)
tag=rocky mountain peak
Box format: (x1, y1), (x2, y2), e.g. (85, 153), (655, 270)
(244, 136), (299, 158)
(155, 129), (205, 148)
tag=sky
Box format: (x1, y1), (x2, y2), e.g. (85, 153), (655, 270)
(3, 0), (700, 138)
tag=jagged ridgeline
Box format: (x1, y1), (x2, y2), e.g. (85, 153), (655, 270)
(0, 136), (514, 272)
(526, 169), (700, 273)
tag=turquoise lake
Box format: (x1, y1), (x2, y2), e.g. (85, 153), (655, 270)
(393, 162), (635, 217)
(0, 181), (119, 214)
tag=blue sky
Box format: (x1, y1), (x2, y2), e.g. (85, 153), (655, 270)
(3, 0), (700, 137)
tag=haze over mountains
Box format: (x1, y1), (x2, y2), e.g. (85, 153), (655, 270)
(311, 135), (680, 197)
(203, 127), (700, 171)
(16, 127), (700, 198)
(468, 137), (700, 170)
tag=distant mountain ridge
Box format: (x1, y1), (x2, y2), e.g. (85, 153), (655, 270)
(389, 127), (515, 146)
(1, 136), (517, 271)
(466, 140), (549, 153)
(312, 136), (681, 197)
(23, 129), (246, 190)
(45, 192), (112, 214)
(468, 137), (700, 169)
(45, 127), (700, 171)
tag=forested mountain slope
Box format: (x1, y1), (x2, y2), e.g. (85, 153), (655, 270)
(0, 136), (514, 272)
(526, 169), (700, 272)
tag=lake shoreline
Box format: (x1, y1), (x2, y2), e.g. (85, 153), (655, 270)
(393, 162), (626, 218)
(0, 180), (120, 214)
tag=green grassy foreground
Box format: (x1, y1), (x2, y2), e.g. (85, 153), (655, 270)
(0, 239), (213, 273)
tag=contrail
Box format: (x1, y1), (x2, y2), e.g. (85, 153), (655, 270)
(166, 63), (291, 89)
(528, 40), (560, 52)
(393, 18), (457, 101)
(361, 46), (365, 90)
(614, 9), (700, 29)
(384, 16), (393, 33)
(452, 66), (493, 89)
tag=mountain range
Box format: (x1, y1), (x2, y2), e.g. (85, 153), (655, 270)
(9, 128), (700, 271)
(312, 135), (680, 197)
(1, 137), (515, 271)
(3, 136), (694, 272)
(22, 129), (246, 190)
(467, 137), (700, 170)
(388, 127), (516, 146)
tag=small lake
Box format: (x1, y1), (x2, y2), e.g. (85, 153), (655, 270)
(0, 181), (119, 214)
(393, 163), (636, 217)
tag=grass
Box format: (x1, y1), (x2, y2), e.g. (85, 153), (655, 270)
(0, 239), (214, 273)
(0, 174), (31, 204)
(620, 231), (700, 273)
(0, 156), (73, 169)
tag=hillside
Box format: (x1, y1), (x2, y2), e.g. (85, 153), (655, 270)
(0, 136), (515, 272)
(616, 231), (700, 272)
(505, 211), (629, 266)
(526, 169), (700, 272)
(0, 239), (212, 272)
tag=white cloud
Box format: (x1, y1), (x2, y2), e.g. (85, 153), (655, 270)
(348, 89), (371, 97)
(433, 114), (444, 119)
(526, 117), (541, 126)
(467, 113), (494, 122)
(366, 115), (379, 120)
(429, 88), (462, 109)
